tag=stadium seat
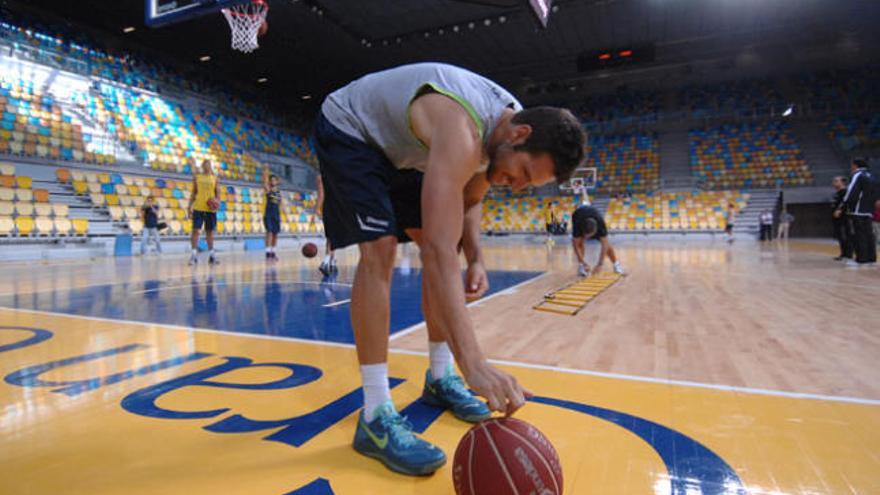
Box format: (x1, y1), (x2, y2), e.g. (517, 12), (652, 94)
(0, 163), (14, 176)
(33, 189), (50, 202)
(0, 187), (13, 201)
(0, 216), (14, 236)
(15, 189), (32, 202)
(72, 218), (89, 236)
(52, 204), (69, 217)
(128, 218), (143, 235)
(14, 176), (31, 189)
(35, 216), (54, 236)
(0, 175), (13, 188)
(34, 203), (53, 217)
(56, 168), (71, 184)
(54, 217), (72, 236)
(0, 201), (13, 216)
(14, 202), (34, 216)
(14, 216), (34, 236)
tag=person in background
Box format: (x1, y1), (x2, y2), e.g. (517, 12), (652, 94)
(724, 202), (736, 243)
(545, 201), (557, 240)
(759, 209), (773, 241)
(776, 208), (794, 240)
(315, 174), (337, 276)
(874, 199), (880, 246)
(262, 165), (282, 261)
(140, 195), (161, 255)
(831, 176), (852, 260)
(187, 159), (220, 266)
(571, 205), (625, 277)
(835, 159), (876, 265)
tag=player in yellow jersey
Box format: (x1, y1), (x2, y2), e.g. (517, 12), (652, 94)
(187, 160), (221, 265)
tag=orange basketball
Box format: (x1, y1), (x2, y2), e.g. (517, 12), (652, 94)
(453, 417), (563, 495)
(301, 242), (318, 258)
(258, 20), (268, 36)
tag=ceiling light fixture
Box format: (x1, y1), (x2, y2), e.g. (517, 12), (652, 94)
(199, 55), (211, 62)
(301, 95), (312, 100)
(257, 77), (268, 83)
(123, 26), (135, 33)
(499, 16), (507, 23)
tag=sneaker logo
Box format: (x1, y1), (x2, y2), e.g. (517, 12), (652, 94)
(362, 420), (389, 449)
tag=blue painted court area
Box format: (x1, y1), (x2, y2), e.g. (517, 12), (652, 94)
(0, 268), (541, 344)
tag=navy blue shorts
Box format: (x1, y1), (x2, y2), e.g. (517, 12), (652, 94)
(192, 210), (217, 232)
(263, 213), (280, 234)
(313, 112), (423, 250)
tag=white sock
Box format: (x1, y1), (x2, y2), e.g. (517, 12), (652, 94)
(360, 363), (392, 422)
(429, 341), (453, 380)
(191, 249), (197, 256)
(209, 249), (215, 257)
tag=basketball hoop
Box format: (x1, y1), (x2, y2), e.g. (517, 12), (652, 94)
(221, 0), (268, 53)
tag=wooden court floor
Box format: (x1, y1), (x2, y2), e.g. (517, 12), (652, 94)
(1, 236), (878, 494)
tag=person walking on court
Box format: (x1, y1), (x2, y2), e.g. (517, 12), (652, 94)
(139, 195), (162, 255)
(831, 176), (852, 260)
(570, 205), (625, 277)
(724, 202), (736, 243)
(835, 159), (877, 264)
(262, 165), (282, 261)
(187, 160), (220, 266)
(314, 62), (585, 476)
(776, 208), (794, 240)
(315, 174), (337, 275)
(759, 209), (773, 241)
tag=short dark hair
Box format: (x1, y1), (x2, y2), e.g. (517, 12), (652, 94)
(511, 107), (586, 182)
(270, 174), (278, 180)
(853, 158), (868, 169)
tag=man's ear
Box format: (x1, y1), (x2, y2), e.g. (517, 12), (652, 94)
(510, 123), (532, 145)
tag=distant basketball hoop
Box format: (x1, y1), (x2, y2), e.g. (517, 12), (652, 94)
(560, 167), (596, 206)
(221, 0), (268, 53)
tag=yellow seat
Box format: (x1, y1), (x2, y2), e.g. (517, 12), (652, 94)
(15, 176), (32, 189)
(72, 180), (88, 195)
(105, 194), (120, 206)
(72, 218), (89, 236)
(14, 216), (34, 236)
(0, 216), (13, 236)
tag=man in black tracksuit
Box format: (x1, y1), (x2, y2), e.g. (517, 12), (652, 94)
(835, 160), (876, 264)
(830, 176), (852, 260)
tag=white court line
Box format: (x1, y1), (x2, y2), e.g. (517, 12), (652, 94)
(5, 296), (879, 406)
(0, 306), (355, 350)
(387, 348), (880, 406)
(388, 272), (548, 342)
(322, 299), (352, 308)
(130, 280), (353, 295)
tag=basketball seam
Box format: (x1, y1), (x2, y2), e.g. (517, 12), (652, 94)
(467, 430), (476, 495)
(496, 422), (560, 494)
(481, 422), (520, 495)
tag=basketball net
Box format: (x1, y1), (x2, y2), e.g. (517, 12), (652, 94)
(222, 1), (268, 53)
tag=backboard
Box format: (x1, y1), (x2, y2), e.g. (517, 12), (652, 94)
(145, 0), (250, 27)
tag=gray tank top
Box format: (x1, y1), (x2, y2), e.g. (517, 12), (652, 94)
(321, 62), (522, 172)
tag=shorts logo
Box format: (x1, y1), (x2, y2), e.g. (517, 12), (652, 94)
(356, 214), (389, 232)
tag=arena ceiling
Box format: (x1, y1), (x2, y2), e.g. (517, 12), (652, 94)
(6, 0), (880, 113)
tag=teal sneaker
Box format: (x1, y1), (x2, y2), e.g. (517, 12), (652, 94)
(352, 402), (446, 476)
(421, 368), (491, 423)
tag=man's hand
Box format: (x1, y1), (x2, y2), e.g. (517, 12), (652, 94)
(462, 358), (532, 416)
(464, 261), (489, 300)
(187, 205), (193, 218)
(833, 209), (843, 219)
(593, 262), (604, 273)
